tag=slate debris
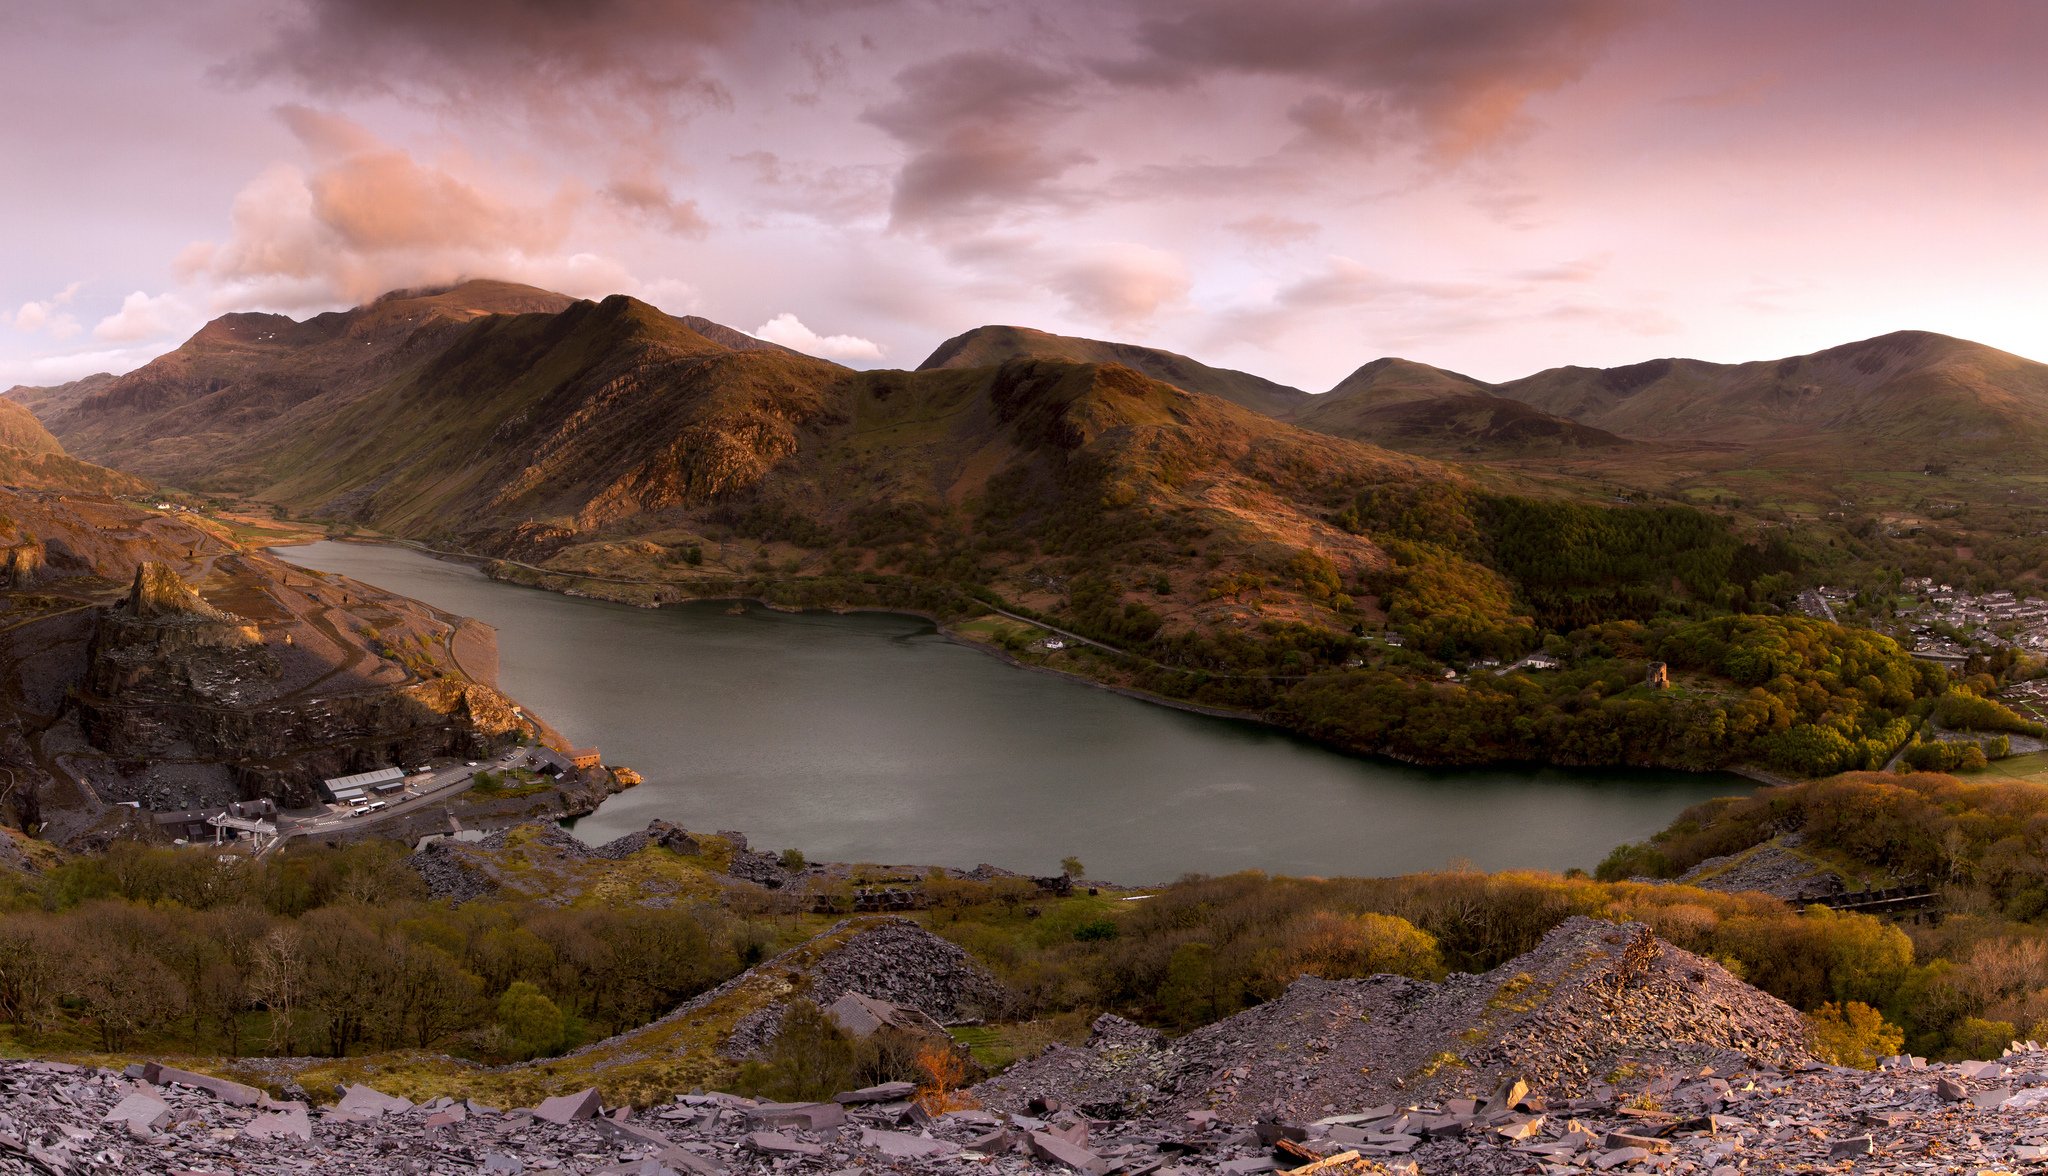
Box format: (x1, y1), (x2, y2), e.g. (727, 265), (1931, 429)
(26, 1042), (2048, 1173)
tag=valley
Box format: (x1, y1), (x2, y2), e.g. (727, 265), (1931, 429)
(12, 283), (2048, 1174)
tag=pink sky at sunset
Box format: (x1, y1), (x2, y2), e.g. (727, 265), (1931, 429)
(6, 0), (2047, 392)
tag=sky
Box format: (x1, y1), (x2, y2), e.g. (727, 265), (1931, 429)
(6, 0), (2048, 392)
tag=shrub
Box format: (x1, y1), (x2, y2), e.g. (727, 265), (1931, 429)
(496, 981), (565, 1060)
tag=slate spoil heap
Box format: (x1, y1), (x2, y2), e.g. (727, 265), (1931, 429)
(979, 917), (1810, 1124)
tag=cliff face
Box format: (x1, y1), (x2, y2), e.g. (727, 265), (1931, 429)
(0, 490), (526, 824)
(1, 539), (43, 587)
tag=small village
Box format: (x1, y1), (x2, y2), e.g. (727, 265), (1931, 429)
(1800, 579), (2048, 664)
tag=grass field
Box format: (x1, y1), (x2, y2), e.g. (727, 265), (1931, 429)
(1970, 750), (2048, 787)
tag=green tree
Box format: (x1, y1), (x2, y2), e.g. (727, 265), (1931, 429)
(496, 981), (565, 1059)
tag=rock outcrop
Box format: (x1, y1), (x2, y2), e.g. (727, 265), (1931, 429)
(0, 539), (43, 587)
(126, 561), (234, 622)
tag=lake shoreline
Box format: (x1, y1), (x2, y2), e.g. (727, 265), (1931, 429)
(293, 534), (1757, 792)
(266, 538), (1756, 879)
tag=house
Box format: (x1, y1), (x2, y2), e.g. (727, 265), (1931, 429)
(569, 747), (602, 770)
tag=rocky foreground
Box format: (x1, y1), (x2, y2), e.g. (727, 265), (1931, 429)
(11, 917), (2048, 1173)
(15, 1026), (2048, 1174)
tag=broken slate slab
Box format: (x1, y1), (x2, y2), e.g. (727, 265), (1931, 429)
(334, 1084), (414, 1117)
(746, 1101), (846, 1131)
(531, 1087), (604, 1124)
(746, 1130), (825, 1157)
(152, 1065), (264, 1107)
(102, 1092), (171, 1134)
(243, 1102), (314, 1142)
(1603, 1131), (1672, 1153)
(1029, 1129), (1111, 1175)
(861, 1128), (962, 1159)
(834, 1081), (917, 1105)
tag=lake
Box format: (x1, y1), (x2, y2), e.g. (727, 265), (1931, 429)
(273, 541), (1747, 882)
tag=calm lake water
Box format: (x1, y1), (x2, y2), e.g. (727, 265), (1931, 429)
(274, 541), (1747, 882)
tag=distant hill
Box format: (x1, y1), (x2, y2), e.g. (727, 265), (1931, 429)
(920, 324), (1310, 418)
(1499, 330), (2048, 457)
(1295, 358), (1628, 455)
(0, 397), (63, 456)
(674, 315), (808, 357)
(4, 372), (115, 426)
(0, 393), (148, 495)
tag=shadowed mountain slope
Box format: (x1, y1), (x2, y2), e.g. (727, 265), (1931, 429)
(920, 324), (1310, 418)
(1297, 357), (1629, 454)
(31, 280), (579, 482)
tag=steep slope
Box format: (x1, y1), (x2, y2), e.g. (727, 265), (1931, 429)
(1501, 330), (2048, 455)
(38, 280), (578, 483)
(920, 324), (1310, 417)
(253, 294), (856, 542)
(1297, 357), (1629, 454)
(0, 394), (150, 495)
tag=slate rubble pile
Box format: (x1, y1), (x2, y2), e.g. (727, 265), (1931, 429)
(405, 837), (501, 903)
(1676, 844), (1847, 903)
(556, 916), (1013, 1068)
(714, 916), (1012, 1059)
(980, 918), (1809, 1124)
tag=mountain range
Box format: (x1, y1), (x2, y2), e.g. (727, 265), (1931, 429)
(10, 277), (2048, 647)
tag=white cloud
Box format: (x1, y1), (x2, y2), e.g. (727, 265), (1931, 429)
(751, 312), (885, 362)
(94, 290), (194, 342)
(13, 281), (84, 336)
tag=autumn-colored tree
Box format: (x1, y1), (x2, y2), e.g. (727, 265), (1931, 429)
(1808, 1001), (1904, 1069)
(914, 1041), (975, 1115)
